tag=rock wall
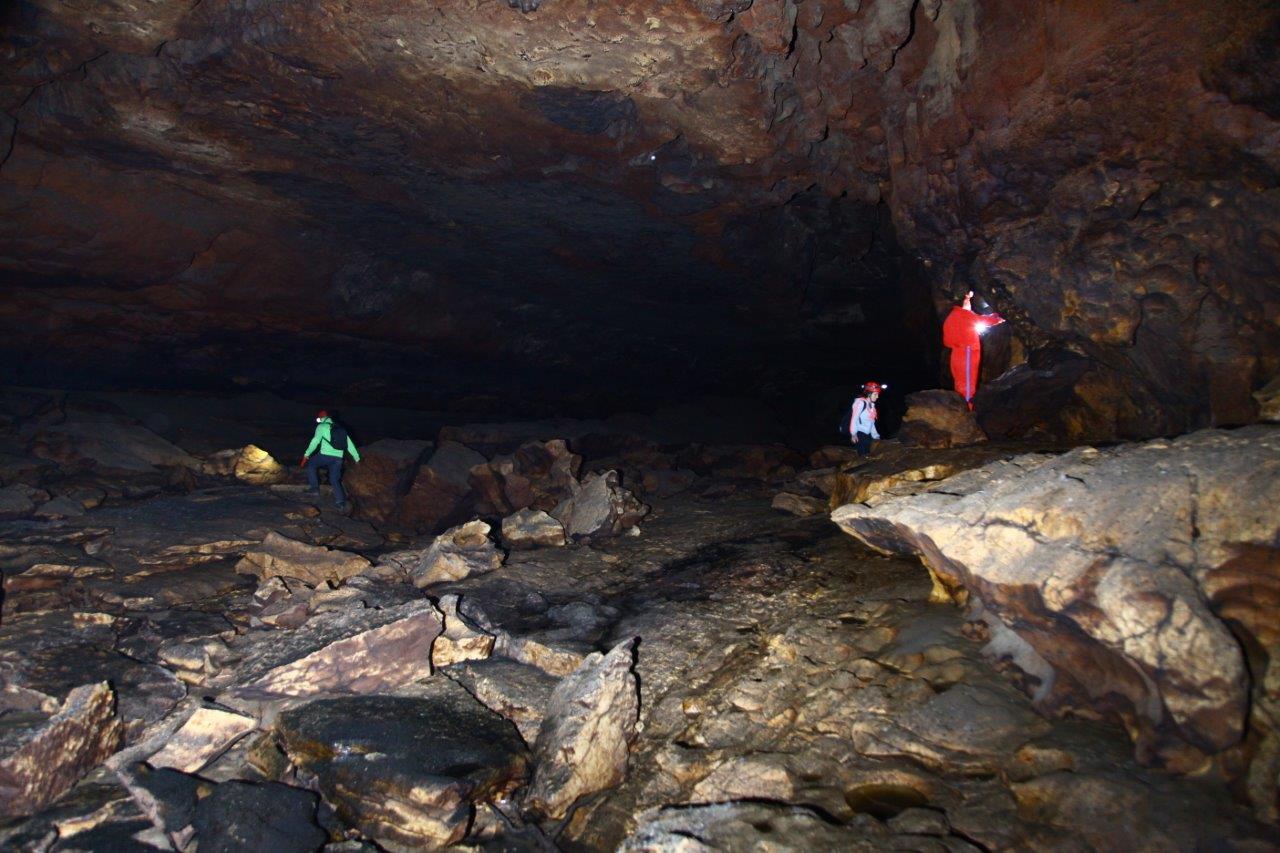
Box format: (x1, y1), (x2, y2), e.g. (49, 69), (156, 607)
(1, 0), (1276, 431)
(832, 426), (1280, 817)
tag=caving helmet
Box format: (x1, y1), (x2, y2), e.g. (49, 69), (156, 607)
(862, 381), (887, 395)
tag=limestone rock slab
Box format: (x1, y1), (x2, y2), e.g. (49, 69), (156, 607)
(235, 531), (371, 587)
(832, 427), (1280, 784)
(525, 638), (639, 819)
(346, 438), (431, 525)
(227, 600), (443, 699)
(275, 681), (528, 850)
(146, 707), (257, 774)
(552, 470), (648, 540)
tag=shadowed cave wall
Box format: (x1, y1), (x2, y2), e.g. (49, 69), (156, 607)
(1, 0), (1277, 440)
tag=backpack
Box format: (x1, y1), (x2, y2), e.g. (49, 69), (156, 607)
(837, 398), (857, 435)
(326, 422), (349, 454)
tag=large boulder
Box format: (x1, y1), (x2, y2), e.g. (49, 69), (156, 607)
(898, 389), (988, 448)
(275, 681), (529, 850)
(0, 682), (124, 819)
(973, 350), (1157, 443)
(345, 438), (432, 525)
(234, 531), (371, 587)
(524, 638), (639, 820)
(469, 439), (581, 516)
(552, 470), (648, 540)
(399, 441), (487, 533)
(501, 508), (566, 550)
(29, 420), (200, 477)
(411, 520), (504, 588)
(232, 445), (286, 486)
(226, 600), (443, 699)
(831, 426), (1280, 810)
(0, 483), (47, 520)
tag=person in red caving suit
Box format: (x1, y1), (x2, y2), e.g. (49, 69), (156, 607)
(942, 290), (1005, 410)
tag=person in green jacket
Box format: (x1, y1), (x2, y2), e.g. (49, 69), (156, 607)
(300, 410), (360, 509)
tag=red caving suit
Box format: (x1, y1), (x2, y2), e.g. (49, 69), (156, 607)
(942, 306), (1003, 402)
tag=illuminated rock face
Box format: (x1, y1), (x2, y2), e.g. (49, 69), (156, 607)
(0, 0), (1276, 433)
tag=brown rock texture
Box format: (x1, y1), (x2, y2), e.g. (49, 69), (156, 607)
(525, 638), (640, 820)
(227, 600), (444, 698)
(4, 1), (1272, 429)
(898, 389), (987, 448)
(552, 470), (649, 539)
(234, 531), (371, 587)
(470, 440), (582, 516)
(831, 426), (1280, 812)
(344, 438), (431, 525)
(399, 442), (487, 534)
(275, 682), (529, 851)
(0, 681), (124, 819)
(411, 519), (504, 588)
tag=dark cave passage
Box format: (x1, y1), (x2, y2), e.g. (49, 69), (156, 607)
(1, 0), (1278, 850)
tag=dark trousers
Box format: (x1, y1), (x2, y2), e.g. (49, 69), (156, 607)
(305, 454), (346, 505)
(853, 431), (874, 457)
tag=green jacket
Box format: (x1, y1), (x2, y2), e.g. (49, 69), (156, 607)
(305, 418), (361, 461)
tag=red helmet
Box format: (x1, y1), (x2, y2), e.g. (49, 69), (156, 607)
(315, 409), (329, 419)
(862, 381), (887, 394)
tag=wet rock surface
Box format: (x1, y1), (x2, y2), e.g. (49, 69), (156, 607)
(0, 421), (1274, 850)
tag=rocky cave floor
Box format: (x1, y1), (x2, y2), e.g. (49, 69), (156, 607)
(0, 391), (1276, 851)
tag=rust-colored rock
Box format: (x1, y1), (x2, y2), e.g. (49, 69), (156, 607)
(0, 682), (124, 819)
(898, 389), (987, 448)
(345, 438), (432, 525)
(470, 439), (582, 516)
(399, 442), (487, 534)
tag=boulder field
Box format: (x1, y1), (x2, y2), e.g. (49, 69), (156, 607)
(0, 389), (1277, 848)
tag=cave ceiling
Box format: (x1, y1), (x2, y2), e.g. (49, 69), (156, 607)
(1, 0), (1277, 429)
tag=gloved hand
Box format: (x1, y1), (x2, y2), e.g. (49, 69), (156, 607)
(299, 455), (309, 469)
